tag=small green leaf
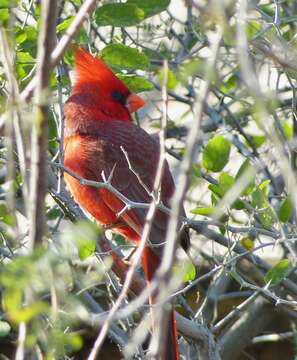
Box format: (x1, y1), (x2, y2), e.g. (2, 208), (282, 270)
(259, 179), (270, 193)
(56, 16), (74, 33)
(246, 21), (262, 39)
(64, 333), (83, 353)
(203, 135), (231, 172)
(278, 197), (293, 223)
(101, 43), (150, 70)
(0, 321), (10, 337)
(220, 74), (237, 93)
(0, 202), (15, 226)
(218, 173), (235, 194)
(265, 259), (292, 286)
(96, 4), (145, 27)
(0, 9), (9, 24)
(67, 221), (99, 260)
(252, 184), (275, 228)
(282, 120), (293, 140)
(182, 261), (196, 282)
(16, 51), (34, 64)
(158, 68), (178, 90)
(240, 237), (254, 250)
(250, 135), (266, 148)
(173, 260), (196, 282)
(15, 29), (27, 44)
(46, 207), (62, 220)
(0, 0), (17, 8)
(191, 207), (214, 216)
(118, 74), (153, 93)
(10, 302), (49, 324)
(127, 0), (170, 18)
(208, 184), (224, 198)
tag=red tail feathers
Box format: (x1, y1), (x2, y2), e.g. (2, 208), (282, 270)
(141, 247), (179, 360)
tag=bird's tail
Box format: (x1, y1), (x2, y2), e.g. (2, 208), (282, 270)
(141, 247), (179, 360)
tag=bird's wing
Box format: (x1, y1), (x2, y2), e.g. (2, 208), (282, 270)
(83, 121), (176, 255)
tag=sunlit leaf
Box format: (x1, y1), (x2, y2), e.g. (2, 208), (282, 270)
(203, 135), (231, 172)
(240, 237), (254, 250)
(0, 0), (17, 8)
(56, 16), (74, 33)
(158, 68), (178, 90)
(218, 173), (235, 194)
(101, 43), (150, 70)
(9, 302), (49, 324)
(220, 73), (237, 93)
(278, 197), (293, 223)
(191, 207), (214, 216)
(63, 221), (100, 261)
(118, 74), (153, 93)
(265, 259), (292, 286)
(96, 4), (145, 27)
(173, 260), (196, 282)
(282, 120), (293, 140)
(128, 0), (170, 18)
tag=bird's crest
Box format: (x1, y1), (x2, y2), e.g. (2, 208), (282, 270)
(74, 48), (127, 91)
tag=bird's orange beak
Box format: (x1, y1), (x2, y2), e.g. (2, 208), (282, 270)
(126, 93), (145, 113)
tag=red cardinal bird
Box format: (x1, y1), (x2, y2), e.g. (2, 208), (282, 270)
(63, 48), (189, 360)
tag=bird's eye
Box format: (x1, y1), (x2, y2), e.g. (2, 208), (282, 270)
(111, 90), (128, 105)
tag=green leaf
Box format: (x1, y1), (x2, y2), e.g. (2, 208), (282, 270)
(118, 74), (153, 93)
(56, 16), (74, 33)
(15, 29), (27, 44)
(251, 186), (275, 228)
(96, 4), (145, 27)
(127, 0), (170, 18)
(0, 0), (17, 8)
(220, 73), (237, 93)
(0, 321), (10, 337)
(158, 68), (178, 90)
(265, 259), (292, 286)
(64, 333), (83, 353)
(0, 9), (9, 24)
(208, 184), (224, 198)
(259, 179), (270, 193)
(191, 207), (214, 216)
(218, 173), (235, 193)
(203, 135), (231, 172)
(16, 51), (34, 64)
(182, 261), (196, 282)
(0, 202), (15, 226)
(250, 135), (266, 148)
(278, 197), (293, 223)
(67, 221), (99, 261)
(282, 120), (293, 140)
(9, 302), (49, 324)
(101, 43), (150, 70)
(173, 260), (196, 282)
(240, 237), (254, 251)
(46, 206), (62, 220)
(246, 21), (262, 39)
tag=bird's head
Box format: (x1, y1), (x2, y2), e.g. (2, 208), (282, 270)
(72, 48), (145, 121)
